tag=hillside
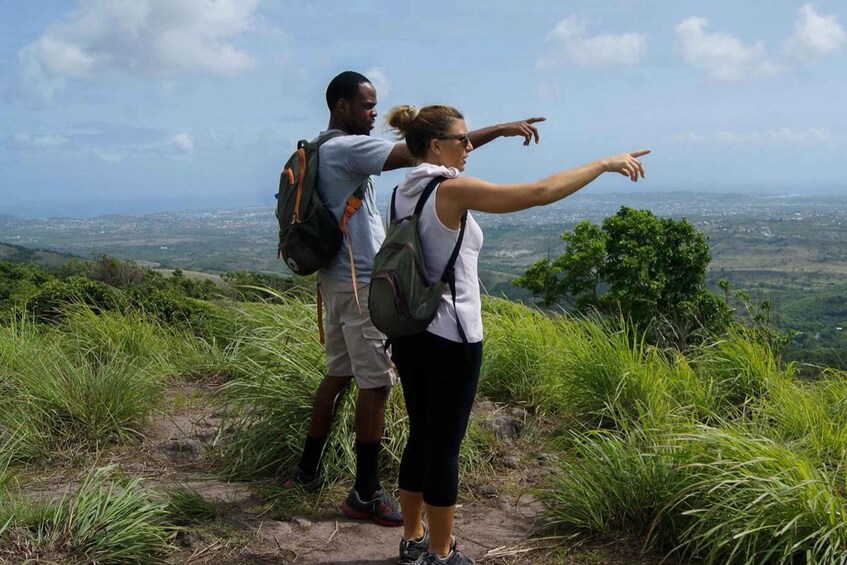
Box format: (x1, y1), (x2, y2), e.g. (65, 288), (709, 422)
(0, 240), (80, 270)
(3, 268), (847, 562)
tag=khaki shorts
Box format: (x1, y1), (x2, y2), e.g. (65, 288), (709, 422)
(319, 274), (397, 389)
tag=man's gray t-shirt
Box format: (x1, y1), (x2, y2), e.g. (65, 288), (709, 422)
(315, 130), (394, 283)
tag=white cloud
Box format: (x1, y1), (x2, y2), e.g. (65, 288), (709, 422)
(673, 128), (834, 144)
(785, 4), (846, 63)
(18, 0), (260, 104)
(675, 17), (783, 81)
(538, 15), (647, 69)
(365, 67), (390, 100)
(14, 133), (71, 148)
(168, 133), (194, 152)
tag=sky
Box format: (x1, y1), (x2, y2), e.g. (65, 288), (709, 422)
(1, 0), (845, 218)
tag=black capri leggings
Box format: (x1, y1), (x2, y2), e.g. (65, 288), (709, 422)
(392, 331), (483, 507)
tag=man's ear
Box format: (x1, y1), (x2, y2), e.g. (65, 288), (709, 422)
(335, 97), (347, 115)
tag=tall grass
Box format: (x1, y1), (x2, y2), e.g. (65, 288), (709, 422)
(664, 426), (847, 564)
(542, 429), (681, 543)
(750, 369), (847, 471)
(214, 294), (337, 479)
(480, 298), (569, 414)
(543, 425), (847, 564)
(0, 307), (215, 465)
(0, 466), (174, 563)
(216, 291), (493, 485)
(554, 316), (716, 432)
(692, 329), (795, 419)
(216, 292), (419, 483)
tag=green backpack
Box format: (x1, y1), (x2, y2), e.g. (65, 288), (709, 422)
(369, 177), (468, 341)
(275, 131), (364, 275)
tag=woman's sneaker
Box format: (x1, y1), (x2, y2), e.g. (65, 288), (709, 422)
(399, 529), (429, 564)
(422, 548), (474, 564)
(400, 533), (457, 565)
(340, 488), (403, 527)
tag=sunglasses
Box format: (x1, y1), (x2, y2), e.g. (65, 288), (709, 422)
(438, 133), (471, 145)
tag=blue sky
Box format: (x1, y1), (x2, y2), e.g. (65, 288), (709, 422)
(1, 0), (845, 218)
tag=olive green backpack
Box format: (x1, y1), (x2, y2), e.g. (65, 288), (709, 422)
(369, 177), (467, 341)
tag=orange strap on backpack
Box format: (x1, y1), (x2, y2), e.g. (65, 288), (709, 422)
(314, 188), (365, 341)
(316, 283), (325, 345)
(339, 191), (364, 313)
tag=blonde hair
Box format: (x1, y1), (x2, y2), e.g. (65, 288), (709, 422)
(385, 104), (464, 158)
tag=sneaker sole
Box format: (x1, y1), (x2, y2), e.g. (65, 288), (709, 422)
(339, 500), (403, 527)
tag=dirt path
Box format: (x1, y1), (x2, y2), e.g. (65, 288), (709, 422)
(136, 383), (550, 564)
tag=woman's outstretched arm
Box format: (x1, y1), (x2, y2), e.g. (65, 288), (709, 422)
(435, 150), (650, 229)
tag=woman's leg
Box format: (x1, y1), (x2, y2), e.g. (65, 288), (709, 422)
(399, 490), (425, 541)
(393, 333), (430, 541)
(421, 334), (483, 557)
(426, 504), (456, 557)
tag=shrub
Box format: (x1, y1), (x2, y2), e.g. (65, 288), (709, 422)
(25, 277), (129, 323)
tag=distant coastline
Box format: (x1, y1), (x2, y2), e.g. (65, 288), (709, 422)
(3, 189), (846, 222)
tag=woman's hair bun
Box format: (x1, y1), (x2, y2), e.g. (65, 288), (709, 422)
(386, 105), (419, 135)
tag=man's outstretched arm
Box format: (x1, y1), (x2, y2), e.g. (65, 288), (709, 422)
(469, 116), (546, 149)
(382, 116), (547, 171)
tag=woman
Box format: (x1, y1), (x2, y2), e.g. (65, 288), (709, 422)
(385, 103), (648, 565)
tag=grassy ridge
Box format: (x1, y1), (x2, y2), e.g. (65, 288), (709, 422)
(2, 279), (847, 562)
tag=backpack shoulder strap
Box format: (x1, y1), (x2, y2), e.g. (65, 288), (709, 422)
(414, 177), (444, 216)
(409, 176), (469, 344)
(314, 130), (345, 147)
(389, 186), (398, 223)
(442, 211), (467, 278)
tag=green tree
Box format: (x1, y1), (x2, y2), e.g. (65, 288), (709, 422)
(514, 206), (731, 346)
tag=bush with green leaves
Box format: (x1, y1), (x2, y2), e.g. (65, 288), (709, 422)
(514, 206), (732, 348)
(0, 260), (56, 314)
(25, 276), (129, 323)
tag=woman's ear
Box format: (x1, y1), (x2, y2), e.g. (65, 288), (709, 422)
(429, 138), (441, 156)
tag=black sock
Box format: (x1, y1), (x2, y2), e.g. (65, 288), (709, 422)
(354, 440), (381, 499)
(298, 434), (326, 477)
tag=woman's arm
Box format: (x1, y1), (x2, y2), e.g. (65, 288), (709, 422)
(435, 150), (650, 229)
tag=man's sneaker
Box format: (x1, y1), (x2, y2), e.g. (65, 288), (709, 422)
(283, 466), (317, 490)
(400, 532), (457, 565)
(422, 547), (474, 565)
(340, 488), (403, 527)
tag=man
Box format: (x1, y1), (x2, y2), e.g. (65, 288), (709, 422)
(287, 70), (545, 527)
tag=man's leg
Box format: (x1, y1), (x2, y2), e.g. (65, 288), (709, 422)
(290, 275), (353, 484)
(326, 276), (400, 525)
(295, 374), (353, 478)
(308, 374), (353, 438)
(353, 385), (390, 497)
